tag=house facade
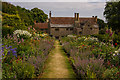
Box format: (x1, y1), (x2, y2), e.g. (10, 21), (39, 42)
(33, 11), (99, 38)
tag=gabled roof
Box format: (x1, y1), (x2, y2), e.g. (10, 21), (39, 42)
(50, 17), (74, 24)
(79, 18), (96, 25)
(50, 24), (73, 28)
(50, 17), (96, 24)
(34, 23), (48, 29)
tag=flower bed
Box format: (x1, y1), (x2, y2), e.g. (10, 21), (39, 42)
(61, 36), (120, 79)
(2, 27), (55, 79)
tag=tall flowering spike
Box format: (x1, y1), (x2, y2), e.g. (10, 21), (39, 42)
(8, 46), (12, 48)
(18, 41), (21, 44)
(22, 38), (24, 42)
(7, 34), (10, 39)
(109, 32), (113, 37)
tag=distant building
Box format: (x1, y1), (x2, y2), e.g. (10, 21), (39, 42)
(33, 11), (99, 38)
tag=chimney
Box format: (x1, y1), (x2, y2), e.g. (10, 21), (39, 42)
(49, 11), (51, 18)
(77, 13), (79, 21)
(74, 13), (77, 20)
(95, 16), (97, 22)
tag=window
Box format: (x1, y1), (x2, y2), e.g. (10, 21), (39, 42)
(40, 29), (44, 31)
(70, 28), (73, 31)
(55, 28), (59, 31)
(66, 28), (69, 31)
(80, 23), (85, 26)
(90, 28), (92, 30)
(50, 35), (53, 37)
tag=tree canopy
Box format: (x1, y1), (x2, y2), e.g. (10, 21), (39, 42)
(2, 2), (48, 26)
(2, 2), (48, 37)
(97, 18), (107, 30)
(104, 1), (120, 31)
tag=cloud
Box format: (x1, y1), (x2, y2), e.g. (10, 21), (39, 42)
(3, 0), (107, 2)
(9, 2), (106, 21)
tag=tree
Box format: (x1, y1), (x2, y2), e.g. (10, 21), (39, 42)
(97, 18), (107, 30)
(104, 1), (120, 31)
(2, 13), (26, 30)
(31, 8), (48, 23)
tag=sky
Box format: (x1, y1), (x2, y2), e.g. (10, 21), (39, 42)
(3, 0), (108, 2)
(2, 0), (108, 21)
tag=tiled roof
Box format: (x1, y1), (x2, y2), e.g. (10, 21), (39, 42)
(50, 24), (73, 27)
(34, 23), (48, 29)
(50, 17), (96, 24)
(50, 17), (74, 24)
(79, 18), (96, 24)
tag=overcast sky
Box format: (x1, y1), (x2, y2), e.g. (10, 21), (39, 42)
(3, 0), (107, 21)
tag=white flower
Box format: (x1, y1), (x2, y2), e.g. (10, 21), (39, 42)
(13, 30), (32, 38)
(113, 54), (115, 56)
(115, 51), (118, 53)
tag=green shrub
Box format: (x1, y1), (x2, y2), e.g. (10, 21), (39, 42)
(2, 63), (16, 78)
(103, 67), (119, 78)
(113, 34), (120, 45)
(99, 29), (106, 34)
(2, 13), (26, 30)
(12, 59), (35, 79)
(2, 26), (14, 37)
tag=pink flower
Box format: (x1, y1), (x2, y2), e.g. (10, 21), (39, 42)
(109, 32), (113, 36)
(28, 27), (30, 30)
(112, 44), (114, 47)
(36, 38), (38, 40)
(106, 30), (108, 33)
(22, 38), (24, 42)
(33, 28), (35, 31)
(18, 41), (21, 44)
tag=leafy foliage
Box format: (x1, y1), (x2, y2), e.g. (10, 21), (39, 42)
(104, 1), (120, 31)
(2, 13), (26, 30)
(31, 8), (48, 23)
(97, 18), (106, 30)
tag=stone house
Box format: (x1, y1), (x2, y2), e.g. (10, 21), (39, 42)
(33, 11), (99, 38)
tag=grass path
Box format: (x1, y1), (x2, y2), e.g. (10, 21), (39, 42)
(39, 40), (76, 78)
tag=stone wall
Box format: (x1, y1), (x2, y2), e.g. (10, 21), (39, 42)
(50, 27), (73, 37)
(82, 25), (99, 35)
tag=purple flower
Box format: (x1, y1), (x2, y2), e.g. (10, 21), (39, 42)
(2, 54), (4, 56)
(14, 48), (17, 50)
(12, 51), (17, 54)
(8, 46), (12, 48)
(109, 32), (113, 36)
(0, 44), (3, 46)
(10, 49), (15, 51)
(106, 30), (108, 33)
(7, 51), (10, 55)
(2, 47), (4, 50)
(5, 45), (7, 47)
(13, 53), (17, 57)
